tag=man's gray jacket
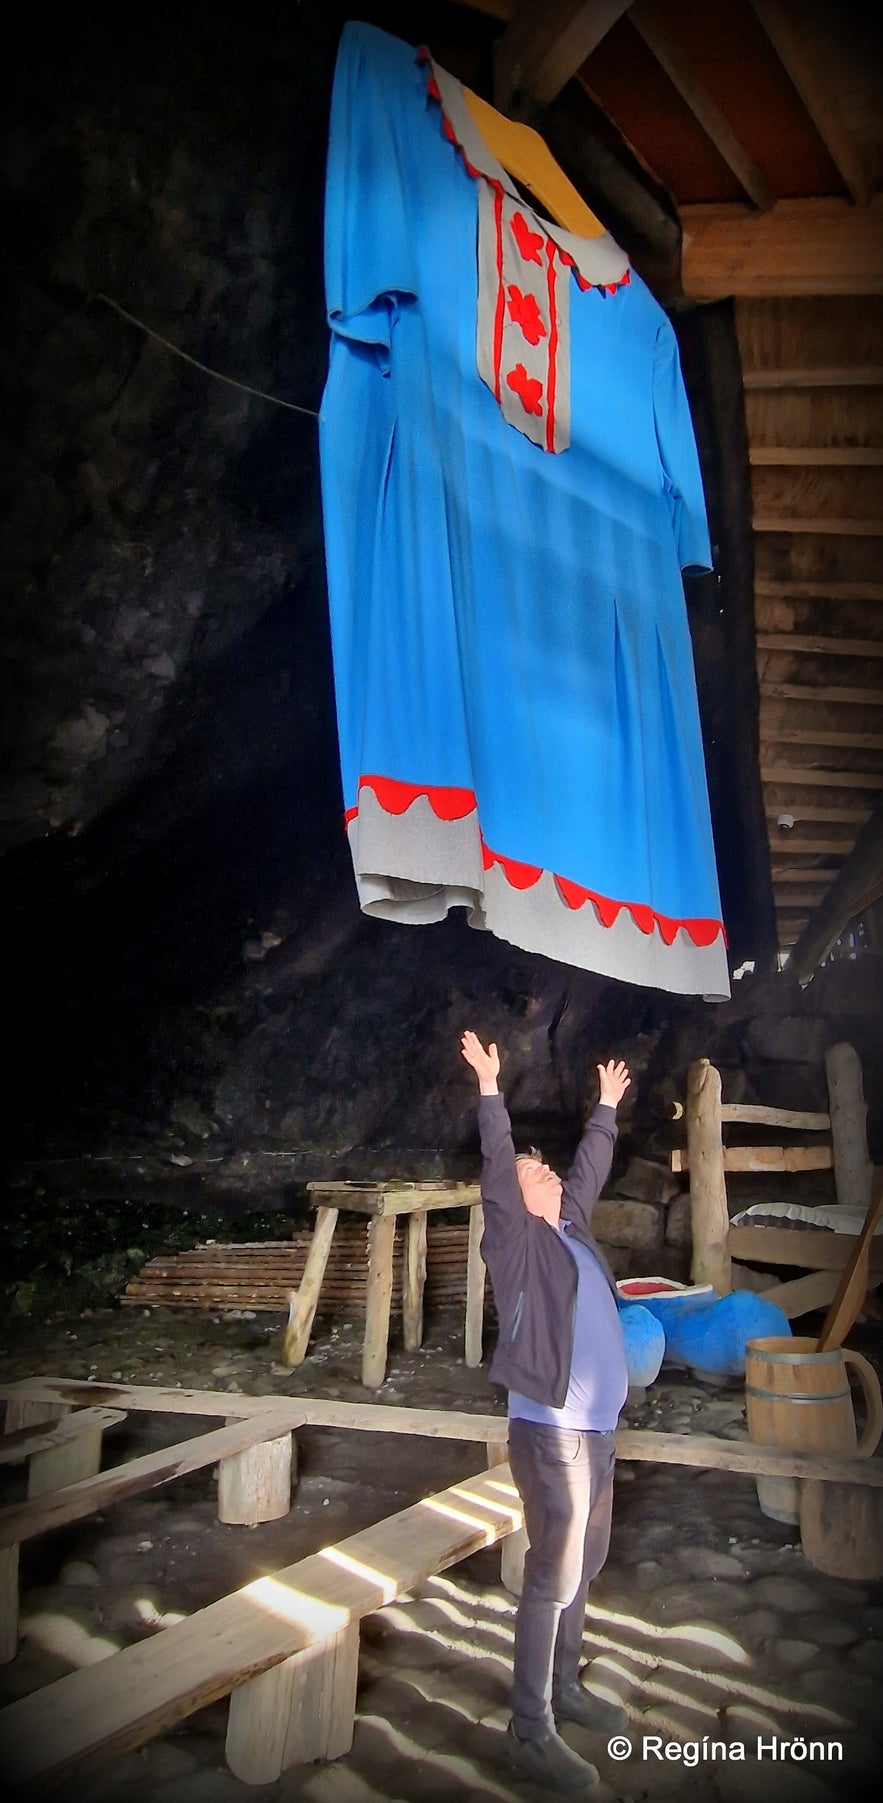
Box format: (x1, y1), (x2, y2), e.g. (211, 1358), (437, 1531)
(478, 1091), (619, 1410)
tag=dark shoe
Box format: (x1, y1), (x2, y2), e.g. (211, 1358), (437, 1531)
(506, 1722), (600, 1792)
(554, 1682), (628, 1734)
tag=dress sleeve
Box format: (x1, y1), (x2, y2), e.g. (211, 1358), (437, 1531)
(562, 1105), (618, 1231)
(652, 319), (713, 576)
(324, 23), (419, 366)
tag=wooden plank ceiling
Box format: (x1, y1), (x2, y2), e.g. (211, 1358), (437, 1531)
(455, 0), (883, 972)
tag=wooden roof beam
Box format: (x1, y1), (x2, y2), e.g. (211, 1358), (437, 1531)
(749, 0), (872, 207)
(789, 794), (883, 980)
(681, 199), (883, 299)
(629, 2), (774, 211)
(494, 1), (633, 109)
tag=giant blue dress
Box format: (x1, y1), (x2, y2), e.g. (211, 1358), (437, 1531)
(319, 22), (729, 997)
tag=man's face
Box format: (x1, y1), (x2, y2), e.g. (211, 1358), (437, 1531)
(515, 1156), (563, 1226)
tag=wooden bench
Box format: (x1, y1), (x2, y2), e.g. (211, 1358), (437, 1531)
(0, 1456), (523, 1789)
(2, 1423), (882, 1791)
(0, 1400), (303, 1665)
(673, 1047), (881, 1316)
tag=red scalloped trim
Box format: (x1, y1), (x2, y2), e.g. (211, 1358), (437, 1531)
(346, 774), (726, 950)
(417, 49), (630, 296)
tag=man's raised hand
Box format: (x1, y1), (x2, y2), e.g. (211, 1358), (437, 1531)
(598, 1058), (631, 1109)
(461, 1030), (500, 1095)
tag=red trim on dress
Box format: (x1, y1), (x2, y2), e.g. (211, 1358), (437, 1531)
(491, 181), (506, 402)
(545, 238), (558, 454)
(346, 775), (726, 950)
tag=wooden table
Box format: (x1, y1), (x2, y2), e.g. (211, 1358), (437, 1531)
(285, 1182), (485, 1388)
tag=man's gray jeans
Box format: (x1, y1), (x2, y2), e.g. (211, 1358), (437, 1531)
(507, 1418), (616, 1740)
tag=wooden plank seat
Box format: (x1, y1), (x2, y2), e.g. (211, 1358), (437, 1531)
(0, 1404), (303, 1667)
(0, 1459), (525, 1790)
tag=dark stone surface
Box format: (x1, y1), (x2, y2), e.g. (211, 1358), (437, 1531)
(1, 4), (880, 1247)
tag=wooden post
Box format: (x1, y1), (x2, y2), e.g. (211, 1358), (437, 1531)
(27, 1421), (104, 1499)
(686, 1059), (732, 1293)
(825, 1042), (874, 1211)
(281, 1206), (339, 1368)
(464, 1202), (486, 1369)
(0, 1546), (19, 1664)
(218, 1426), (293, 1526)
(402, 1211), (428, 1352)
(362, 1214), (397, 1389)
(225, 1623), (360, 1781)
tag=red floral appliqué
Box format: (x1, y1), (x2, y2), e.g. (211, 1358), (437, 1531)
(510, 210), (544, 265)
(506, 284), (546, 346)
(506, 363), (544, 416)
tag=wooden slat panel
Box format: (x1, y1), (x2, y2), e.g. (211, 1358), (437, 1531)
(760, 682), (883, 704)
(754, 516), (883, 535)
(761, 768), (883, 788)
(765, 803), (873, 822)
(755, 579), (883, 601)
(757, 633), (883, 654)
(767, 837), (858, 854)
(761, 730), (883, 750)
(743, 364), (883, 388)
(750, 447), (883, 465)
(735, 296), (883, 371)
(746, 390), (883, 452)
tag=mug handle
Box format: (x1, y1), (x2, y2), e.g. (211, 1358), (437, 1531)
(843, 1348), (883, 1457)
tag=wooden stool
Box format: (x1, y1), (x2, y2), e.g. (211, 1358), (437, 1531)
(284, 1182), (485, 1388)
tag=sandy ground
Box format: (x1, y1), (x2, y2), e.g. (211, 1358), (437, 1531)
(1, 1303), (882, 1803)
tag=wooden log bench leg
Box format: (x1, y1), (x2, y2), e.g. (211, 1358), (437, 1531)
(362, 1214), (397, 1389)
(28, 1421), (104, 1500)
(465, 1203), (486, 1369)
(402, 1211), (428, 1352)
(282, 1206), (340, 1369)
(0, 1545), (19, 1664)
(486, 1435), (527, 1596)
(218, 1429), (294, 1526)
(226, 1620), (360, 1782)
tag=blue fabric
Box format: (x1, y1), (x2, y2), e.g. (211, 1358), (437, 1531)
(320, 22), (721, 926)
(617, 1301), (666, 1389)
(509, 1228), (628, 1430)
(647, 1290), (793, 1378)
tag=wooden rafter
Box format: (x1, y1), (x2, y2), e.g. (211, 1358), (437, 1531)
(760, 767), (883, 789)
(493, 0), (633, 109)
(749, 0), (872, 206)
(629, 1), (773, 210)
(765, 805), (873, 823)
